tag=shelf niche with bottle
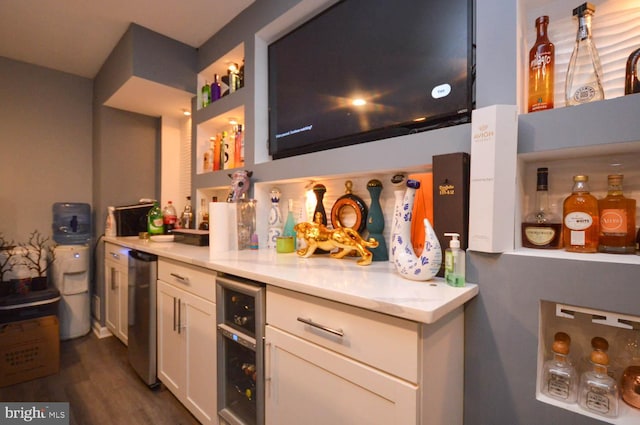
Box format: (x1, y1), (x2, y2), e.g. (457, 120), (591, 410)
(196, 43), (245, 113)
(537, 300), (640, 424)
(519, 0), (640, 115)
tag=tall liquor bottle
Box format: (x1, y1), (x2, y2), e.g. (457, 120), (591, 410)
(541, 332), (577, 403)
(211, 74), (221, 101)
(521, 167), (562, 248)
(563, 175), (599, 252)
(528, 16), (554, 113)
(565, 2), (604, 106)
(201, 80), (211, 108)
(598, 174), (636, 253)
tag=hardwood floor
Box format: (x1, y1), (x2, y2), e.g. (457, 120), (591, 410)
(0, 331), (201, 425)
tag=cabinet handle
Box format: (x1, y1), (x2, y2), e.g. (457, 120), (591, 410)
(170, 273), (189, 284)
(173, 297), (177, 332)
(177, 299), (182, 334)
(111, 267), (117, 290)
(110, 252), (119, 260)
(296, 317), (344, 337)
(264, 341), (272, 399)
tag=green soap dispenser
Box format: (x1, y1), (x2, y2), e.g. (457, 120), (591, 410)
(444, 233), (465, 287)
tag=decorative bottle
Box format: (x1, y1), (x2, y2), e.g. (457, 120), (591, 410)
(598, 174), (636, 254)
(201, 80), (211, 108)
(389, 173), (407, 263)
(565, 2), (605, 106)
(180, 196), (194, 229)
(625, 47), (640, 95)
(268, 188), (283, 249)
(312, 184), (329, 254)
(280, 199), (297, 253)
(521, 167), (562, 249)
(541, 332), (578, 403)
(563, 175), (599, 253)
(366, 179), (388, 261)
(528, 16), (554, 113)
(391, 179), (442, 281)
(235, 124), (244, 168)
(211, 74), (222, 101)
(579, 337), (619, 418)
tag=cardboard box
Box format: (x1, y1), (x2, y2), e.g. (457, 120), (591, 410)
(468, 105), (518, 253)
(0, 315), (60, 387)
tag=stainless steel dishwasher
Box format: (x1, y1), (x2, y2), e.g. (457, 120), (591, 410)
(127, 249), (159, 388)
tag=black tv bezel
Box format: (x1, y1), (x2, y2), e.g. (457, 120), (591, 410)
(267, 0), (475, 160)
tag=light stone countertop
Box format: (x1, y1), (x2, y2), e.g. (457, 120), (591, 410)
(105, 236), (478, 324)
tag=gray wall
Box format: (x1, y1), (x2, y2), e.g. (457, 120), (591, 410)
(0, 57), (92, 244)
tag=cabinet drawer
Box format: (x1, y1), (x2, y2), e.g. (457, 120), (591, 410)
(158, 258), (216, 303)
(266, 286), (419, 383)
(104, 242), (129, 267)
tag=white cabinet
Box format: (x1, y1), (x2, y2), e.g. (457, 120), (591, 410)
(157, 258), (217, 425)
(265, 286), (465, 425)
(104, 242), (129, 345)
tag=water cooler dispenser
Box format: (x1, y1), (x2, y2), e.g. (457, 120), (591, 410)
(51, 203), (91, 340)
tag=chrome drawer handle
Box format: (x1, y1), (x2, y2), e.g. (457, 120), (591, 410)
(297, 317), (344, 337)
(170, 273), (189, 283)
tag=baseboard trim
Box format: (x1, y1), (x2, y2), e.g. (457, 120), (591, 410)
(92, 320), (112, 339)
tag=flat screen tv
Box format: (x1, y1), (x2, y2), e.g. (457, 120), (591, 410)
(268, 0), (474, 159)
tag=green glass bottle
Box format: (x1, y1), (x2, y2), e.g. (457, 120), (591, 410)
(147, 201), (164, 235)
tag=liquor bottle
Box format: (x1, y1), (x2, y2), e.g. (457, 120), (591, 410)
(213, 133), (222, 171)
(598, 174), (636, 253)
(563, 175), (599, 252)
(228, 63), (240, 94)
(565, 3), (605, 106)
(198, 198), (209, 230)
(222, 130), (234, 169)
(522, 167), (562, 249)
(579, 338), (619, 418)
(234, 124), (244, 167)
(281, 199), (297, 252)
(211, 74), (222, 101)
(180, 196), (194, 229)
(239, 59), (245, 89)
(528, 16), (554, 113)
(625, 47), (640, 95)
(162, 201), (178, 234)
(201, 80), (211, 108)
(267, 187), (283, 249)
(147, 201), (164, 235)
(541, 332), (578, 403)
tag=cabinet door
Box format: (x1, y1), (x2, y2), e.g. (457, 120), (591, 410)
(265, 325), (418, 425)
(105, 259), (122, 342)
(157, 280), (186, 395)
(183, 291), (217, 425)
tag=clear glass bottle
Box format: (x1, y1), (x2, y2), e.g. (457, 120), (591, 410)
(565, 3), (605, 106)
(180, 196), (194, 229)
(541, 332), (578, 403)
(522, 167), (562, 249)
(579, 339), (619, 418)
(198, 198), (209, 230)
(598, 174), (636, 254)
(528, 16), (555, 113)
(563, 175), (599, 252)
(234, 124), (244, 168)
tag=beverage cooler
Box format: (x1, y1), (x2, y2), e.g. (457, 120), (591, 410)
(216, 275), (265, 425)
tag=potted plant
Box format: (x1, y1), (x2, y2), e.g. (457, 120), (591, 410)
(14, 230), (56, 293)
(0, 233), (16, 296)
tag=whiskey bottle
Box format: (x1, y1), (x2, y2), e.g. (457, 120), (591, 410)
(528, 16), (555, 113)
(598, 174), (636, 253)
(541, 332), (577, 403)
(563, 175), (599, 252)
(522, 167), (562, 249)
(565, 3), (605, 106)
(579, 338), (619, 418)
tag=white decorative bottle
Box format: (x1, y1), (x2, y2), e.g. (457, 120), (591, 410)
(579, 337), (619, 418)
(267, 188), (283, 249)
(391, 179), (442, 281)
(541, 332), (577, 403)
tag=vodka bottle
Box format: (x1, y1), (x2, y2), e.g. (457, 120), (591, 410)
(565, 3), (604, 106)
(528, 16), (554, 113)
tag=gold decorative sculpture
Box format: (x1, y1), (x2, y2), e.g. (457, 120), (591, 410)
(294, 212), (379, 266)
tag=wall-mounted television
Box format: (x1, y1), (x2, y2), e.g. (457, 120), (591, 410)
(268, 0), (474, 160)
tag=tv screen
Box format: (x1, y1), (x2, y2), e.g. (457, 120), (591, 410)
(268, 0), (474, 159)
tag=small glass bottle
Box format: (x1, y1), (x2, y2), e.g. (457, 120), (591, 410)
(522, 167), (562, 249)
(198, 198), (209, 230)
(180, 196), (194, 229)
(201, 80), (211, 108)
(211, 74), (222, 101)
(579, 338), (619, 418)
(598, 174), (636, 254)
(565, 3), (605, 106)
(279, 199), (297, 253)
(268, 188), (283, 249)
(528, 16), (555, 113)
(542, 332), (578, 403)
(563, 175), (599, 252)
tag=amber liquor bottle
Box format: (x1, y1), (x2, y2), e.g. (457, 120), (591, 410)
(522, 167), (562, 248)
(598, 174), (636, 253)
(528, 16), (555, 113)
(563, 175), (599, 252)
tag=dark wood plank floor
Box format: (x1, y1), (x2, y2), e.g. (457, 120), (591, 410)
(0, 332), (201, 425)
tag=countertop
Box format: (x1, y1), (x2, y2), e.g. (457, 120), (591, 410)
(105, 236), (478, 324)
